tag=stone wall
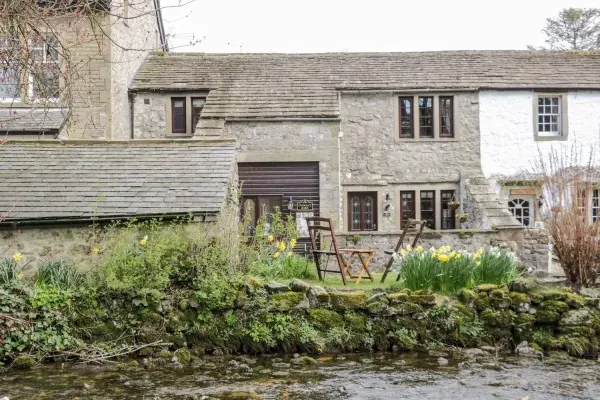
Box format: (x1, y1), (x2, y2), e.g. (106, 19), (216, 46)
(517, 228), (550, 273)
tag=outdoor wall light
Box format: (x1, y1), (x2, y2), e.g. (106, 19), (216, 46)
(287, 197), (294, 210)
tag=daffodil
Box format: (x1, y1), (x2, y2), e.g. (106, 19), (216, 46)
(17, 272), (23, 280)
(290, 239), (297, 248)
(12, 252), (22, 262)
(400, 249), (408, 257)
(92, 247), (100, 255)
(277, 241), (286, 251)
(287, 252), (293, 257)
(267, 235), (274, 243)
(406, 245), (413, 252)
(273, 251), (280, 259)
(449, 251), (457, 260)
(416, 245), (423, 253)
(438, 254), (449, 263)
(140, 235), (148, 246)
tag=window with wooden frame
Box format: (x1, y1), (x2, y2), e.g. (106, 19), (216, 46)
(400, 191), (416, 228)
(191, 97), (206, 133)
(439, 96), (454, 138)
(348, 192), (377, 231)
(534, 93), (567, 140)
(593, 189), (600, 223)
(398, 97), (414, 138)
(171, 97), (186, 133)
(440, 190), (456, 229)
(418, 96), (434, 138)
(420, 190), (435, 229)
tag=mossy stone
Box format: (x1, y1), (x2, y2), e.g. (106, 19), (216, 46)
(174, 348), (191, 364)
(367, 301), (388, 314)
(11, 355), (35, 370)
(344, 312), (369, 333)
(537, 289), (567, 302)
(178, 299), (189, 311)
(116, 360), (139, 371)
(480, 308), (514, 327)
(407, 294), (436, 307)
(458, 289), (476, 305)
(387, 292), (410, 304)
(309, 309), (344, 330)
(490, 289), (512, 309)
(158, 350), (172, 359)
(557, 325), (595, 337)
(559, 309), (591, 326)
(535, 310), (561, 324)
(245, 276), (266, 294)
(565, 293), (585, 309)
(474, 292), (490, 311)
(509, 292), (530, 306)
(307, 286), (330, 306)
(329, 291), (367, 311)
(269, 292), (309, 311)
(166, 312), (189, 333)
(386, 302), (424, 316)
(414, 289), (434, 296)
(475, 284), (499, 292)
(541, 300), (569, 314)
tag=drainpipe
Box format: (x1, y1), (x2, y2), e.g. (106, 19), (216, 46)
(129, 92), (135, 139)
(337, 91), (343, 231)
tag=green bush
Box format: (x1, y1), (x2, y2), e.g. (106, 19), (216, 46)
(35, 260), (82, 291)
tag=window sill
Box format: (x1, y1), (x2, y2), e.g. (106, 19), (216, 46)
(167, 133), (194, 138)
(535, 135), (568, 142)
(394, 137), (458, 144)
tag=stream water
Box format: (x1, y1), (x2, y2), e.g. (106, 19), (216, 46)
(1, 352), (600, 399)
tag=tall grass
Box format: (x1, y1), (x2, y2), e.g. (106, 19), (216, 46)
(394, 246), (519, 294)
(0, 258), (19, 286)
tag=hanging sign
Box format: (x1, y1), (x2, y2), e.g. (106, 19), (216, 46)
(510, 188), (535, 195)
(295, 199), (314, 211)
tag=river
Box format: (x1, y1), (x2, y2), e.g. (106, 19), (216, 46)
(1, 352), (599, 399)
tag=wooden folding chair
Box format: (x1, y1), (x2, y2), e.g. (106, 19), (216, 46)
(306, 217), (348, 285)
(380, 219), (427, 283)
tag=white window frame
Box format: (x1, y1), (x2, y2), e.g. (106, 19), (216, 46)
(508, 195), (534, 227)
(533, 93), (568, 141)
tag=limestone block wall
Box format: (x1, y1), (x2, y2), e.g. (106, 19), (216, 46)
(517, 228), (550, 272)
(225, 120), (342, 228)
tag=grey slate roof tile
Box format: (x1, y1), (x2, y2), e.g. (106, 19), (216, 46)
(131, 51), (600, 118)
(0, 108), (68, 132)
(0, 143), (235, 222)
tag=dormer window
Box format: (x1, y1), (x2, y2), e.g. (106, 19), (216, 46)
(191, 97), (205, 133)
(171, 97), (186, 133)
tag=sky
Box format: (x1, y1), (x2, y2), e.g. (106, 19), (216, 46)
(160, 0), (600, 53)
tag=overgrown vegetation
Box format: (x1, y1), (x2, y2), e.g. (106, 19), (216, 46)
(393, 245), (520, 294)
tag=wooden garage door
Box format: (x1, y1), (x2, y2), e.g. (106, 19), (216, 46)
(238, 162), (320, 252)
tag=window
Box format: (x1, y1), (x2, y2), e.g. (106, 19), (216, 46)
(171, 97), (186, 133)
(537, 96), (561, 136)
(593, 189), (599, 223)
(440, 190), (456, 229)
(418, 96), (434, 138)
(508, 198), (531, 227)
(348, 192), (377, 231)
(29, 35), (60, 100)
(0, 37), (22, 100)
(400, 191), (416, 228)
(420, 190), (435, 228)
(241, 196), (283, 235)
(576, 188), (587, 217)
(191, 97), (205, 133)
(439, 97), (454, 138)
(398, 97), (414, 138)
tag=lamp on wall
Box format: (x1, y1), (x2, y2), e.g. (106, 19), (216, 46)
(385, 193), (390, 201)
(287, 197), (294, 211)
(538, 195), (544, 208)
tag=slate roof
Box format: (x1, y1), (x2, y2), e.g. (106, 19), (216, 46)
(131, 51), (600, 119)
(0, 143), (235, 222)
(0, 108), (68, 133)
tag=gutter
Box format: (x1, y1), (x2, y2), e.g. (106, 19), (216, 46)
(0, 211), (216, 228)
(153, 0), (169, 52)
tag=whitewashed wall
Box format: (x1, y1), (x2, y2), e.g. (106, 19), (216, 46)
(480, 90), (600, 178)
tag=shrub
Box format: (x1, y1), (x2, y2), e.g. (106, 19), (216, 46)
(35, 260), (82, 291)
(473, 248), (520, 286)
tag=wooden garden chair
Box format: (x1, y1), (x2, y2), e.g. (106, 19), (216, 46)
(306, 217), (377, 285)
(380, 219), (427, 283)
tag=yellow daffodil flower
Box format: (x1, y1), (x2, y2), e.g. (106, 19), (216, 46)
(456, 253), (462, 260)
(268, 235), (274, 243)
(290, 239), (297, 248)
(277, 241), (286, 251)
(406, 245), (413, 252)
(12, 253), (22, 262)
(400, 249), (408, 257)
(92, 247), (100, 255)
(416, 245), (423, 253)
(449, 251), (456, 259)
(17, 272), (23, 280)
(140, 236), (148, 246)
(287, 252), (293, 257)
(273, 251), (280, 259)
(438, 254), (449, 263)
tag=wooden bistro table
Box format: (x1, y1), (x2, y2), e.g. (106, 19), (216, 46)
(338, 248), (377, 284)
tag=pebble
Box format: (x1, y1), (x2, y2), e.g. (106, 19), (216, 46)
(272, 371), (290, 377)
(437, 357), (449, 366)
(83, 383), (92, 390)
(338, 386), (347, 394)
(395, 360), (407, 366)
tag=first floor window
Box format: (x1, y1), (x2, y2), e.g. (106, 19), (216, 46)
(171, 97), (186, 133)
(420, 190), (435, 228)
(593, 189), (599, 223)
(439, 96), (454, 138)
(400, 191), (415, 228)
(419, 96), (434, 138)
(349, 192), (377, 231)
(440, 190), (456, 229)
(191, 97), (206, 133)
(537, 95), (562, 136)
(29, 35), (60, 100)
(0, 37), (22, 100)
(508, 198), (531, 227)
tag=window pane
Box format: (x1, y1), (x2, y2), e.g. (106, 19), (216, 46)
(537, 96), (561, 136)
(508, 198), (531, 226)
(439, 96), (453, 138)
(419, 96), (434, 138)
(441, 190), (456, 229)
(0, 37), (21, 99)
(399, 97), (413, 138)
(349, 192), (377, 231)
(420, 190), (435, 228)
(191, 97), (205, 133)
(172, 98), (186, 132)
(363, 196), (374, 230)
(30, 35), (60, 100)
(350, 196), (361, 231)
